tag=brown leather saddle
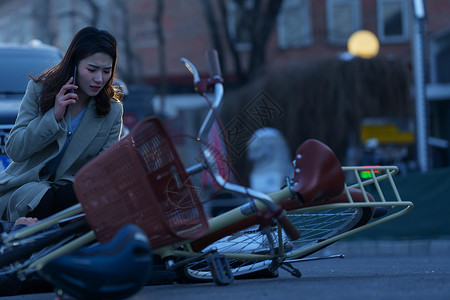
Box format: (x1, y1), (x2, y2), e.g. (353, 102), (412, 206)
(291, 139), (345, 204)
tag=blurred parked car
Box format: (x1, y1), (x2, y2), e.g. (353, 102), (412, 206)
(0, 42), (63, 171)
(122, 84), (155, 129)
(113, 80), (155, 138)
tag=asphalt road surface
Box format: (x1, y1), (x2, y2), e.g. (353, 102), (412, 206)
(132, 255), (450, 300)
(2, 245), (449, 300)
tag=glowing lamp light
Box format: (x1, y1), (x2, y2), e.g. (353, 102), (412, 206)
(347, 30), (380, 59)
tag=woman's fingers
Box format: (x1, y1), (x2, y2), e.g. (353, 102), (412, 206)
(54, 77), (78, 121)
(58, 77), (78, 96)
(57, 77), (78, 101)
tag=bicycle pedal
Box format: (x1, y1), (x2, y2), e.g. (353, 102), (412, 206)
(207, 250), (234, 285)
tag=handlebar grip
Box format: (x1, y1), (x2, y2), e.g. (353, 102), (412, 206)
(278, 212), (300, 241)
(206, 50), (222, 78)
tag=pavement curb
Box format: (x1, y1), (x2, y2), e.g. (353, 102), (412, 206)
(316, 239), (450, 257)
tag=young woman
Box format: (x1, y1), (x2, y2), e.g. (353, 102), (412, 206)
(0, 27), (123, 221)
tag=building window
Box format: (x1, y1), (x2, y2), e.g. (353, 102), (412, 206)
(430, 32), (450, 84)
(377, 0), (409, 43)
(277, 0), (312, 49)
(326, 0), (361, 45)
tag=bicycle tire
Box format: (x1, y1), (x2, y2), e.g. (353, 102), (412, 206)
(0, 218), (90, 272)
(181, 201), (373, 281)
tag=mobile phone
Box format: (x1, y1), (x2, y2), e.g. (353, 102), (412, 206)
(69, 65), (77, 94)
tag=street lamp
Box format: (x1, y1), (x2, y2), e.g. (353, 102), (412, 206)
(412, 0), (428, 172)
(347, 30), (380, 59)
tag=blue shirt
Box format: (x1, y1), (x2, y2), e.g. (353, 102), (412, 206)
(44, 107), (87, 176)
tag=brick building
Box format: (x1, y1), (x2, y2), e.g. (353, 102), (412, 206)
(0, 0), (449, 88)
(125, 0), (450, 86)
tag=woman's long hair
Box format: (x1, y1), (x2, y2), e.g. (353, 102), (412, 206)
(33, 27), (121, 116)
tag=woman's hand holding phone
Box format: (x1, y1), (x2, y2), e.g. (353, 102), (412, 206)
(54, 77), (78, 122)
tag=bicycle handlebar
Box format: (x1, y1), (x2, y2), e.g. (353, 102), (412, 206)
(180, 57), (200, 83)
(206, 50), (222, 78)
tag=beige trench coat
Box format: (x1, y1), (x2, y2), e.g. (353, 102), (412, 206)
(0, 80), (123, 221)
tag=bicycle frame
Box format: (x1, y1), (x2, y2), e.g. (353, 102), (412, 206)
(154, 165), (413, 264)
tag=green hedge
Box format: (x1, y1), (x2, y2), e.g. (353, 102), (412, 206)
(348, 166), (450, 240)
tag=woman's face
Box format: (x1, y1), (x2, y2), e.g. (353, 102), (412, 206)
(76, 52), (113, 101)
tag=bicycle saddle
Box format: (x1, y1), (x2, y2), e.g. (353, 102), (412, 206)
(38, 224), (153, 300)
(291, 139), (345, 203)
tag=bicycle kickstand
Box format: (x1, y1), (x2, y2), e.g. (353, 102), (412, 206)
(269, 260), (302, 278)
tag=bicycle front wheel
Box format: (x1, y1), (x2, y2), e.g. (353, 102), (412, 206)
(183, 205), (371, 281)
(0, 218), (90, 275)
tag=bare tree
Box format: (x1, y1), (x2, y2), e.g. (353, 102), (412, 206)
(200, 0), (227, 76)
(155, 0), (167, 112)
(55, 0), (99, 26)
(32, 0), (57, 45)
(202, 0), (284, 85)
(84, 0), (100, 27)
(113, 0), (140, 84)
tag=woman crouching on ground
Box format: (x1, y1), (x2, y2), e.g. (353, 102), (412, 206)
(0, 27), (123, 222)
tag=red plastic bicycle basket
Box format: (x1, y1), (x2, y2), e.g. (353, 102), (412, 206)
(73, 117), (209, 248)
